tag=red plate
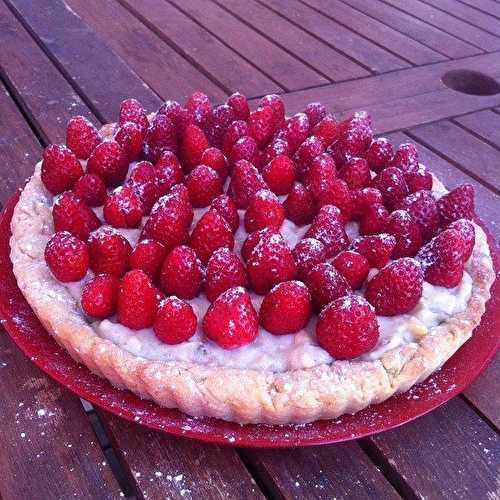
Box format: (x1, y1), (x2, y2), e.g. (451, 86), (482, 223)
(0, 194), (498, 447)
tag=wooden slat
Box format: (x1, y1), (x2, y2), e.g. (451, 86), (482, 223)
(458, 0), (500, 18)
(341, 0), (480, 59)
(168, 0), (329, 91)
(121, 0), (281, 97)
(242, 442), (400, 499)
(65, 0), (227, 103)
(366, 398), (500, 499)
(382, 0), (500, 51)
(5, 0), (162, 121)
(302, 0), (446, 65)
(263, 0), (410, 73)
(100, 412), (265, 500)
(213, 0), (369, 82)
(454, 109), (500, 149)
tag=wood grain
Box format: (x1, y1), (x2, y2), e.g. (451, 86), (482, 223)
(454, 109), (500, 149)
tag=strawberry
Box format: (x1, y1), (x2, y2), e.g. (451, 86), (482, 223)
(180, 123), (209, 172)
(205, 248), (247, 302)
(66, 116), (101, 160)
(312, 114), (337, 146)
(305, 205), (349, 257)
(404, 164), (432, 193)
(316, 178), (353, 222)
(244, 189), (284, 233)
(185, 164), (223, 208)
(88, 227), (132, 277)
(81, 274), (119, 319)
(338, 157), (370, 189)
(294, 136), (325, 179)
(190, 209), (234, 264)
(365, 258), (423, 315)
(118, 98), (149, 134)
(332, 250), (370, 290)
(262, 155), (296, 195)
(129, 239), (167, 280)
(283, 182), (317, 226)
(448, 219), (475, 262)
(241, 228), (277, 262)
(158, 100), (190, 133)
(103, 185), (143, 228)
(154, 297), (197, 344)
(248, 106), (275, 147)
(205, 104), (235, 148)
(351, 234), (396, 269)
(87, 140), (129, 187)
(228, 160), (267, 209)
(304, 102), (327, 128)
(154, 150), (184, 195)
(45, 231), (89, 282)
(351, 187), (384, 220)
(222, 120), (249, 156)
(229, 136), (258, 166)
(371, 166), (409, 209)
(117, 270), (159, 330)
(210, 194), (239, 233)
(143, 114), (177, 163)
(317, 295), (379, 359)
(396, 190), (440, 241)
(126, 161), (160, 214)
(227, 92), (250, 121)
(437, 184), (475, 227)
(262, 136), (290, 164)
(385, 209), (423, 258)
(52, 191), (101, 241)
(365, 138), (393, 173)
(202, 286), (258, 349)
(247, 232), (296, 294)
(329, 123), (372, 165)
(114, 121), (144, 161)
(160, 245), (204, 299)
(141, 185), (193, 252)
(284, 113), (310, 153)
(293, 237), (327, 281)
(201, 147), (228, 180)
(260, 281), (312, 335)
(305, 262), (352, 313)
(73, 173), (107, 207)
(185, 91), (211, 128)
(388, 143), (418, 171)
(303, 153), (337, 198)
(41, 144), (84, 195)
(259, 94), (285, 127)
(359, 203), (390, 235)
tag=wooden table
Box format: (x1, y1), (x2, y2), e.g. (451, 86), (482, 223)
(0, 0), (499, 498)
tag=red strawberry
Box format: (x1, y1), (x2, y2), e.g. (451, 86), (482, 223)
(312, 114), (337, 146)
(259, 94), (285, 127)
(88, 227), (132, 277)
(404, 163), (432, 193)
(211, 194), (239, 233)
(118, 98), (149, 134)
(305, 205), (349, 257)
(222, 120), (249, 156)
(202, 286), (258, 349)
(437, 184), (475, 227)
(45, 231), (89, 282)
(81, 274), (119, 319)
(260, 281), (312, 335)
(185, 91), (211, 128)
(129, 239), (167, 280)
(160, 245), (204, 299)
(228, 160), (267, 209)
(262, 155), (296, 195)
(241, 228), (277, 262)
(365, 258), (423, 315)
(205, 104), (235, 148)
(227, 92), (250, 121)
(180, 123), (209, 172)
(244, 189), (284, 233)
(186, 165), (223, 208)
(316, 178), (353, 221)
(371, 166), (409, 209)
(338, 157), (370, 189)
(114, 121), (144, 161)
(154, 151), (184, 195)
(304, 102), (327, 128)
(229, 136), (258, 166)
(317, 295), (379, 359)
(87, 140), (129, 187)
(247, 233), (296, 294)
(385, 209), (423, 258)
(351, 187), (383, 220)
(205, 248), (247, 302)
(351, 233), (396, 269)
(141, 185), (193, 252)
(53, 191), (101, 241)
(397, 190), (440, 241)
(201, 147), (228, 180)
(66, 116), (101, 160)
(283, 182), (317, 226)
(303, 153), (337, 198)
(154, 297), (197, 344)
(158, 100), (190, 133)
(359, 203), (389, 235)
(448, 219), (475, 262)
(73, 173), (107, 207)
(262, 136), (290, 164)
(103, 185), (143, 228)
(294, 136), (325, 179)
(284, 113), (310, 153)
(305, 262), (352, 313)
(117, 270), (159, 329)
(329, 122), (372, 165)
(248, 106), (275, 148)
(365, 138), (393, 173)
(388, 143), (418, 171)
(143, 114), (177, 163)
(41, 144), (84, 195)
(190, 209), (234, 264)
(332, 250), (369, 290)
(127, 161), (160, 214)
(292, 237), (327, 281)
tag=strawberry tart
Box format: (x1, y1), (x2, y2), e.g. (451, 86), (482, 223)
(10, 93), (495, 424)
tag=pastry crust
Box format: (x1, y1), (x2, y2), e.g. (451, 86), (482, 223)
(10, 161), (495, 424)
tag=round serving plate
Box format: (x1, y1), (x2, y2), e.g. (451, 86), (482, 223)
(0, 193), (498, 448)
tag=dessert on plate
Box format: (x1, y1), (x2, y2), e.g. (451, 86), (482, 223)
(10, 92), (495, 424)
